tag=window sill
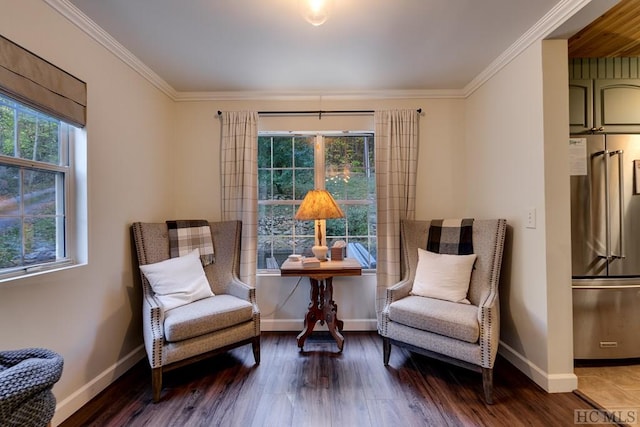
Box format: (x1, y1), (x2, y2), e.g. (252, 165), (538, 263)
(0, 260), (84, 284)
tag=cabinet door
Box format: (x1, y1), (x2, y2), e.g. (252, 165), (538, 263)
(595, 79), (640, 133)
(569, 80), (593, 134)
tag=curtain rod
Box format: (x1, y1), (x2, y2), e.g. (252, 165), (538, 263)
(217, 108), (422, 118)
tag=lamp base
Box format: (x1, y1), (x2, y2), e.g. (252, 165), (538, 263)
(312, 245), (329, 261)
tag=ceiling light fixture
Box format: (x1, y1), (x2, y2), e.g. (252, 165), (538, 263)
(299, 0), (333, 26)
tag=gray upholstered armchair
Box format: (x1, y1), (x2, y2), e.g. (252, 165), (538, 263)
(0, 348), (64, 427)
(380, 219), (506, 404)
(132, 220), (260, 402)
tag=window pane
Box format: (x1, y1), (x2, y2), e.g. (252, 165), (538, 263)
(23, 170), (59, 215)
(258, 169), (272, 200)
(294, 137), (314, 167)
(273, 170), (293, 200)
(258, 204), (272, 237)
(0, 164), (20, 214)
(272, 205), (294, 234)
(24, 216), (57, 265)
(257, 136), (272, 168)
(17, 110), (61, 166)
(326, 217), (346, 237)
(0, 104), (16, 157)
(0, 218), (21, 269)
(294, 169), (314, 199)
(345, 204), (370, 236)
(272, 136), (292, 168)
(325, 136), (374, 201)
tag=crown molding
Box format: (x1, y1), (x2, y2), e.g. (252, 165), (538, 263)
(463, 0), (591, 96)
(44, 0), (586, 102)
(173, 89), (466, 102)
(42, 0), (177, 99)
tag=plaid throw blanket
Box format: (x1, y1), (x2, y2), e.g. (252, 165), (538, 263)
(166, 219), (215, 266)
(427, 218), (474, 255)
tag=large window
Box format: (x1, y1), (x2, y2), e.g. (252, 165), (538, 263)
(257, 132), (376, 271)
(0, 93), (75, 277)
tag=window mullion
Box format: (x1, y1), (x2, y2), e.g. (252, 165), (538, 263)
(314, 134), (325, 189)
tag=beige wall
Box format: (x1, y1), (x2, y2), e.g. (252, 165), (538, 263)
(0, 1), (579, 425)
(172, 98), (465, 330)
(464, 40), (576, 391)
(0, 0), (176, 424)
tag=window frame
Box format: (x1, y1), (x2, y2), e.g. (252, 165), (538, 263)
(257, 131), (376, 273)
(0, 94), (79, 281)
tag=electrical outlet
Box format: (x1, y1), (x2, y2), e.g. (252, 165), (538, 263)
(526, 207), (536, 229)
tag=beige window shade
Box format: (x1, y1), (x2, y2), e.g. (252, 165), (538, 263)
(0, 35), (86, 127)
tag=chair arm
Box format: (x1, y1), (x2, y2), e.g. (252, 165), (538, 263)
(385, 279), (413, 304)
(141, 292), (165, 369)
(226, 278), (255, 302)
(478, 293), (500, 369)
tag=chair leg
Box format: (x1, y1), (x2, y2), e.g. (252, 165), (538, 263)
(252, 336), (261, 365)
(482, 367), (494, 404)
(383, 337), (391, 366)
(152, 367), (162, 403)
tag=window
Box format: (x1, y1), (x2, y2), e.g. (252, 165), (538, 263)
(257, 132), (376, 271)
(0, 93), (76, 277)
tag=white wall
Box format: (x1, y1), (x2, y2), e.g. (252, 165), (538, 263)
(172, 98), (466, 330)
(464, 40), (576, 391)
(0, 0), (176, 424)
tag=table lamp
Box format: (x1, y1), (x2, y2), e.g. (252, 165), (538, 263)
(295, 189), (344, 261)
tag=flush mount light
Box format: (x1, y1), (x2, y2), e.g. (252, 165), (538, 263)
(299, 0), (333, 26)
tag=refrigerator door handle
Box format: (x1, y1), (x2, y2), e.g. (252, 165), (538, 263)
(610, 149), (625, 260)
(573, 284), (640, 290)
(592, 150), (611, 261)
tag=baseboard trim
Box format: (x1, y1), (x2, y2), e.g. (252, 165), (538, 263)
(260, 318), (378, 332)
(499, 341), (577, 393)
(51, 345), (146, 426)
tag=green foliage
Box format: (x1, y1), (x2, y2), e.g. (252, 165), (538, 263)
(258, 134), (377, 269)
(0, 94), (64, 270)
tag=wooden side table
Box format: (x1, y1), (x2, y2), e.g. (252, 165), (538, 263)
(280, 258), (362, 352)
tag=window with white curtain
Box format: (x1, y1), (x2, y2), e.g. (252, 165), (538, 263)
(257, 132), (376, 271)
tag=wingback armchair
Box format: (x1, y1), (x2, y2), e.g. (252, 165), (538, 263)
(132, 220), (260, 402)
(380, 219), (506, 404)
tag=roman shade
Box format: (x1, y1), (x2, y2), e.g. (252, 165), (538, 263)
(0, 35), (86, 127)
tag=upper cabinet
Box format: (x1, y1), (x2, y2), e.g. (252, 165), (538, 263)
(569, 80), (593, 134)
(569, 58), (640, 134)
(594, 80), (640, 133)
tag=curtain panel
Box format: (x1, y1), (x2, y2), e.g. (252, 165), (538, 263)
(220, 111), (259, 285)
(0, 35), (86, 127)
(374, 109), (419, 327)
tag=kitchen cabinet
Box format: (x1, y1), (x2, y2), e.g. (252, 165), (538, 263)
(571, 78), (640, 134)
(569, 79), (593, 134)
(594, 79), (640, 133)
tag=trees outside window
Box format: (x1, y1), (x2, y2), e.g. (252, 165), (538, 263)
(257, 133), (376, 270)
(0, 93), (72, 275)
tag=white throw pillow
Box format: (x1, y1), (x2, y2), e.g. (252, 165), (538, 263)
(139, 248), (214, 311)
(411, 247), (477, 304)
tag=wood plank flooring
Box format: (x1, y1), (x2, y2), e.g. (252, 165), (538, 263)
(60, 332), (603, 427)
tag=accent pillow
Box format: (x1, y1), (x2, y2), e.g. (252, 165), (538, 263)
(139, 248), (214, 311)
(411, 247), (477, 304)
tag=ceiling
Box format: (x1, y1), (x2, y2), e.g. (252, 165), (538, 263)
(63, 0), (621, 95)
(568, 0), (640, 57)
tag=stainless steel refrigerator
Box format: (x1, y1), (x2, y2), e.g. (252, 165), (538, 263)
(570, 134), (640, 359)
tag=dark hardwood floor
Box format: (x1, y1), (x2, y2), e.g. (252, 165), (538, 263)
(60, 332), (602, 427)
